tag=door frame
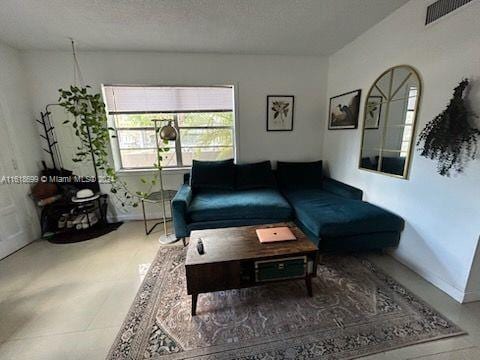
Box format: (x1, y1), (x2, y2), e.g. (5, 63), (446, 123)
(0, 95), (37, 257)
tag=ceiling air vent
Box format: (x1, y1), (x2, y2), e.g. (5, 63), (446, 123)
(425, 0), (473, 25)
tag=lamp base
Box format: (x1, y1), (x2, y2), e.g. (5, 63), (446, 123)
(158, 233), (179, 245)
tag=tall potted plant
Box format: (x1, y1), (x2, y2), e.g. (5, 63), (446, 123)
(58, 85), (161, 207)
(58, 40), (164, 208)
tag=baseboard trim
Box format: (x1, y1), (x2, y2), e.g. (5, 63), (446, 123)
(462, 290), (480, 303)
(389, 251), (469, 303)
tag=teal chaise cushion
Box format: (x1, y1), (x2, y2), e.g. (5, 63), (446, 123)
(188, 188), (292, 222)
(283, 188), (404, 238)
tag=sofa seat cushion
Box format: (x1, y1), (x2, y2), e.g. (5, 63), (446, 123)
(188, 189), (292, 222)
(284, 189), (404, 238)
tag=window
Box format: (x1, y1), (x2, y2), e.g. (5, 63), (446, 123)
(103, 86), (235, 169)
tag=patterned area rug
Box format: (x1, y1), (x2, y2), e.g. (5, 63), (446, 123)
(107, 247), (464, 359)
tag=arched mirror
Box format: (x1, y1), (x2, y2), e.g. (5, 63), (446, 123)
(359, 65), (421, 179)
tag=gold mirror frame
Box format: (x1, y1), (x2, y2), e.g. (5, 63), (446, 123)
(358, 65), (422, 179)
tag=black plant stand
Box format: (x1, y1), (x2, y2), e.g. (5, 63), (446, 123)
(40, 193), (122, 243)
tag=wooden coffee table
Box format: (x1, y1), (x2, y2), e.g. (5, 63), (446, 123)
(185, 222), (319, 315)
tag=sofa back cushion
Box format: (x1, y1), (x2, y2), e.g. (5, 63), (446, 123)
(276, 160), (323, 190)
(235, 161), (276, 190)
(190, 159), (235, 190)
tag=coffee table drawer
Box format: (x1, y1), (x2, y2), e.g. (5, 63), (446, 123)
(255, 256), (306, 282)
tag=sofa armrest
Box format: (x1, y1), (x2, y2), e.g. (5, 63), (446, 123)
(172, 183), (193, 238)
(323, 177), (363, 200)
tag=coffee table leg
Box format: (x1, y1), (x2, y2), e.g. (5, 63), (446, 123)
(306, 276), (313, 297)
(191, 293), (198, 316)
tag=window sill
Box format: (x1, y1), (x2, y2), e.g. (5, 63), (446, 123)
(116, 167), (191, 176)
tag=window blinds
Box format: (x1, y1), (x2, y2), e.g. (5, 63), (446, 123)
(103, 85), (234, 114)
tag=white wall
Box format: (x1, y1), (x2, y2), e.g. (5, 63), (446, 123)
(0, 41), (41, 242)
(323, 0), (480, 302)
(22, 51), (328, 220)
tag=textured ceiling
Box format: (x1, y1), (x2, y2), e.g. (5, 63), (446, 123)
(0, 0), (408, 55)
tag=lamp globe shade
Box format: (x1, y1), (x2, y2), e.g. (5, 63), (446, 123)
(160, 120), (178, 141)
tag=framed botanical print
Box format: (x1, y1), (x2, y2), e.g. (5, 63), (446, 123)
(328, 89), (361, 130)
(267, 95), (294, 131)
(365, 95), (382, 129)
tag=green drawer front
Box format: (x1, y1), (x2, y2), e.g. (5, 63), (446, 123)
(255, 258), (306, 282)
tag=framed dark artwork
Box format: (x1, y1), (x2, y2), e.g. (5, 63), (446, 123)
(365, 95), (382, 129)
(267, 95), (294, 131)
(328, 89), (361, 130)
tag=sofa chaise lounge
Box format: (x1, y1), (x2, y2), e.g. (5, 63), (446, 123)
(172, 159), (404, 252)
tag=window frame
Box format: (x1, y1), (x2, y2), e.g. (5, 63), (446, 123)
(400, 86), (418, 157)
(103, 84), (238, 172)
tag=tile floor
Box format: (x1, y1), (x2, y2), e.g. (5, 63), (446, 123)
(0, 221), (479, 360)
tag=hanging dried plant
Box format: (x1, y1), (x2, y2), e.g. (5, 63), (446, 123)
(417, 79), (479, 176)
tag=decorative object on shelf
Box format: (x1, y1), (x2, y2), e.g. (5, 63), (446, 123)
(37, 194), (62, 207)
(364, 95), (382, 129)
(359, 65), (422, 179)
(31, 174), (57, 200)
(266, 95), (294, 131)
(417, 79), (479, 177)
(328, 89), (361, 130)
(71, 188), (100, 203)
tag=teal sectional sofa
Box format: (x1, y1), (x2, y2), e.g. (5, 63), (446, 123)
(172, 159), (404, 252)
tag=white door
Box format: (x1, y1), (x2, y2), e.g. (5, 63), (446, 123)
(0, 104), (32, 259)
